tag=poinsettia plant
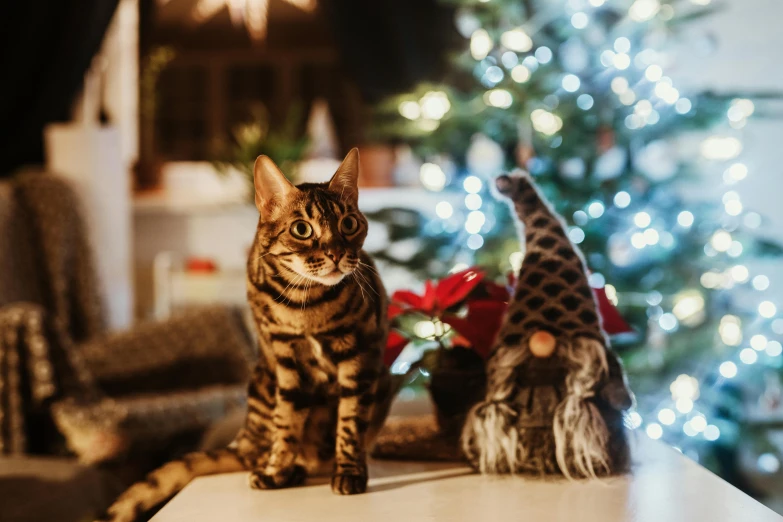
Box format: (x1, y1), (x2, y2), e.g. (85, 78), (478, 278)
(384, 267), (510, 368)
(384, 267), (634, 368)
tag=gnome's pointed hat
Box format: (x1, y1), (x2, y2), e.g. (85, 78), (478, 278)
(494, 172), (606, 348)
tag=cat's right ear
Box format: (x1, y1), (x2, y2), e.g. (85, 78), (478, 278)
(253, 156), (296, 214)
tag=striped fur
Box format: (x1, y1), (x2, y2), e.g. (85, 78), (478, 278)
(98, 150), (391, 522)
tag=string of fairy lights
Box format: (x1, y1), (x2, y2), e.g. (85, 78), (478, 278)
(403, 0), (779, 465)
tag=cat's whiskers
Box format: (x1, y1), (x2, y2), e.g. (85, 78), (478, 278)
(352, 267), (378, 297)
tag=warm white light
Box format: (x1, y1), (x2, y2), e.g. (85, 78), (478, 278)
(562, 74), (581, 92)
(719, 315), (742, 346)
(420, 163), (447, 191)
(725, 163), (748, 182)
(731, 98), (755, 118)
(590, 0), (606, 5)
(760, 301), (778, 318)
(500, 28), (533, 52)
(509, 252), (524, 272)
(701, 136), (743, 160)
(435, 201), (453, 219)
(399, 101), (421, 120)
(571, 12), (589, 29)
(631, 232), (647, 249)
(740, 348), (758, 364)
(605, 284), (619, 305)
(588, 201), (605, 218)
(658, 408), (676, 425)
(414, 320), (436, 338)
(644, 228), (660, 245)
(531, 109), (564, 135)
(619, 90), (636, 105)
(613, 53), (631, 70)
(670, 374), (699, 401)
(751, 334), (768, 351)
(615, 191), (632, 208)
(634, 211), (652, 228)
(465, 193), (482, 210)
(753, 275), (770, 291)
(677, 211), (694, 227)
(690, 415), (707, 433)
(645, 64), (663, 81)
(673, 291), (705, 323)
(719, 361), (738, 378)
(484, 89), (513, 109)
(611, 77), (629, 94)
(471, 29), (493, 60)
(419, 91), (451, 120)
(711, 230), (732, 252)
(511, 65), (531, 83)
(465, 211), (486, 234)
(635, 100), (653, 116)
(725, 200), (743, 216)
(629, 0), (660, 22)
(675, 397), (694, 414)
(646, 423), (663, 439)
(730, 265), (750, 283)
(463, 176), (483, 194)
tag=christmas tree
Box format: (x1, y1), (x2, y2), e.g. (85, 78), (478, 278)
(368, 0), (783, 492)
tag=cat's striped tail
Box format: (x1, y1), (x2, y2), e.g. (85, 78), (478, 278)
(97, 448), (247, 522)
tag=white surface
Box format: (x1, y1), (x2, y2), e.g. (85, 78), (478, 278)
(45, 124), (133, 330)
(152, 436), (781, 522)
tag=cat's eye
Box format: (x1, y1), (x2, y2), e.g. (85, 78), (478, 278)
(340, 216), (359, 235)
(290, 220), (313, 240)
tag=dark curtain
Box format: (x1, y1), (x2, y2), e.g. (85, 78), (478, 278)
(0, 1), (120, 177)
(321, 0), (459, 103)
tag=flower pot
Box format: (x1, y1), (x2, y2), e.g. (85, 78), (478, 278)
(428, 347), (487, 436)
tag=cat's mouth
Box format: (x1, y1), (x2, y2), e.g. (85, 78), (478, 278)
(306, 267), (346, 286)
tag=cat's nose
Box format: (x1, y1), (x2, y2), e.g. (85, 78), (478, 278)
(325, 248), (343, 264)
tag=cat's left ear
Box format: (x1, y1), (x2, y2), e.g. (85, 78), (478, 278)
(328, 148), (360, 204)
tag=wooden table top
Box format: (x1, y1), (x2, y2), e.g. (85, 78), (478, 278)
(152, 435), (782, 522)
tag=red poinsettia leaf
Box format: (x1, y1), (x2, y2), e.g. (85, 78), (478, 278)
(594, 286), (634, 335)
(420, 280), (438, 315)
(435, 267), (485, 310)
(387, 302), (406, 321)
(384, 330), (409, 367)
(390, 290), (423, 308)
(479, 279), (511, 302)
(443, 300), (507, 359)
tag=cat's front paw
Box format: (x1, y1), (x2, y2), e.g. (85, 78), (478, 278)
(249, 465), (307, 490)
(331, 472), (367, 495)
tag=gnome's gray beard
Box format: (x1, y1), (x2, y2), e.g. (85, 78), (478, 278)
(462, 344), (530, 474)
(462, 337), (612, 478)
(553, 336), (610, 479)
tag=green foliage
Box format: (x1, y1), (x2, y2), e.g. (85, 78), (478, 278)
(214, 103), (309, 192)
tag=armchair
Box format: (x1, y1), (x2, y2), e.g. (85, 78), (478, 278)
(0, 172), (256, 464)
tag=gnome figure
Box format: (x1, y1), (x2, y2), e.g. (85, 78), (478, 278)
(462, 172), (634, 478)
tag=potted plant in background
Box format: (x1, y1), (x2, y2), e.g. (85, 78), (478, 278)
(215, 103), (309, 198)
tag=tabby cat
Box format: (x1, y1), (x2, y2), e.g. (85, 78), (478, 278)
(99, 149), (392, 522)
